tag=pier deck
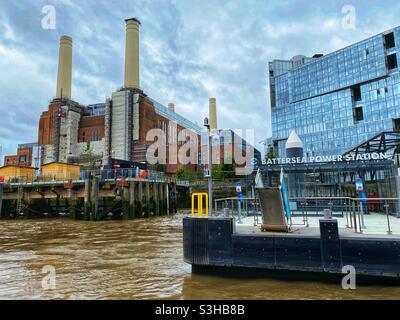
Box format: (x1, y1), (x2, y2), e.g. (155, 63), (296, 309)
(236, 224), (400, 239)
(183, 217), (400, 279)
(0, 177), (175, 220)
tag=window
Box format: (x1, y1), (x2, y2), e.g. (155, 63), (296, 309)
(91, 130), (99, 141)
(393, 118), (400, 131)
(384, 32), (396, 49)
(353, 107), (364, 123)
(387, 53), (398, 70)
(19, 155), (26, 163)
(351, 86), (362, 102)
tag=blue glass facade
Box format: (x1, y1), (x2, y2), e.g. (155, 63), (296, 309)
(86, 103), (106, 116)
(271, 27), (400, 157)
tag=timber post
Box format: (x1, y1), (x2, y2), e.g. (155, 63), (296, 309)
(84, 178), (91, 221)
(145, 182), (150, 217)
(0, 184), (3, 218)
(129, 181), (135, 220)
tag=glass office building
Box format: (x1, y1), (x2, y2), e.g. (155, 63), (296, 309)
(270, 26), (400, 158)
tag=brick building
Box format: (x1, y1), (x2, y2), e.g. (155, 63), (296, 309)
(6, 18), (259, 177)
(4, 143), (42, 169)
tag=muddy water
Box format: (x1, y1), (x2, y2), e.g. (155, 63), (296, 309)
(0, 214), (399, 300)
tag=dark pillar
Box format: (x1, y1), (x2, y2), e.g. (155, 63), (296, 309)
(0, 184), (4, 218)
(320, 219), (342, 272)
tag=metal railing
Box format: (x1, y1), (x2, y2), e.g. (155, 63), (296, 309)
(214, 196), (261, 226)
(0, 169), (167, 185)
(213, 195), (400, 235)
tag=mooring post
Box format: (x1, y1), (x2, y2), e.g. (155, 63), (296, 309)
(91, 176), (99, 221)
(159, 183), (164, 215)
(154, 183), (160, 216)
(84, 178), (91, 221)
(55, 194), (60, 216)
(0, 184), (3, 219)
(138, 181), (143, 217)
(67, 188), (78, 220)
(129, 181), (135, 220)
(165, 183), (169, 215)
(122, 184), (130, 220)
(145, 182), (150, 216)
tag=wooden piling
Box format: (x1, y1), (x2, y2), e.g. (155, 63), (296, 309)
(67, 189), (78, 220)
(129, 181), (135, 220)
(145, 182), (150, 217)
(166, 183), (169, 215)
(153, 183), (160, 215)
(84, 178), (91, 221)
(91, 176), (99, 221)
(0, 184), (3, 218)
(138, 181), (143, 217)
(122, 184), (130, 220)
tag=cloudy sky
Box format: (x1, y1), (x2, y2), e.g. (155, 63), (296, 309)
(0, 0), (400, 158)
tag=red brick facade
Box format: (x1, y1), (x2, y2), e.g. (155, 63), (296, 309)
(4, 147), (33, 167)
(137, 96), (199, 174)
(38, 101), (62, 145)
(78, 115), (105, 143)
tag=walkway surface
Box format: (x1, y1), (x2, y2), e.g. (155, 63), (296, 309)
(236, 213), (400, 238)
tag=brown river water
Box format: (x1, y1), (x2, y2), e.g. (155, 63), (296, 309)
(0, 214), (399, 300)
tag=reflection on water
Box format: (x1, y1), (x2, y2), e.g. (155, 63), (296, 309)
(0, 214), (399, 300)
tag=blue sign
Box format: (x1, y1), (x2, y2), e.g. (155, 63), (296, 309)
(239, 192), (244, 203)
(361, 191), (367, 203)
(356, 179), (364, 191)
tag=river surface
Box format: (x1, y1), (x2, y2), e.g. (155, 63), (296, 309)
(0, 214), (399, 300)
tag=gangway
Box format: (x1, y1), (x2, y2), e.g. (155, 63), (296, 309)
(257, 187), (289, 232)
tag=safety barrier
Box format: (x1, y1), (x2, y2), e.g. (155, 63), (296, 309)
(191, 193), (209, 218)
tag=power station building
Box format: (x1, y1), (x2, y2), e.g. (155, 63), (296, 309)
(4, 18), (259, 176)
(35, 18), (205, 175)
(270, 26), (400, 158)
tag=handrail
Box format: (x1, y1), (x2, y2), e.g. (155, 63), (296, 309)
(213, 195), (399, 235)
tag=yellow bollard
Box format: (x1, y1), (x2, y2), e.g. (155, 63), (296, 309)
(191, 193), (209, 218)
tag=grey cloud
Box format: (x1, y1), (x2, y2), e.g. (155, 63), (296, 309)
(1, 0), (400, 157)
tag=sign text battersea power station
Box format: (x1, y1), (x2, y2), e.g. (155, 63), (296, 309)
(262, 152), (389, 165)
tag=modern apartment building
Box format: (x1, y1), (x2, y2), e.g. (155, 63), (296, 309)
(270, 26), (400, 157)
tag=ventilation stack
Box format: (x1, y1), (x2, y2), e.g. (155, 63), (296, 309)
(124, 18), (141, 89)
(168, 103), (175, 112)
(209, 98), (218, 131)
(56, 35), (73, 99)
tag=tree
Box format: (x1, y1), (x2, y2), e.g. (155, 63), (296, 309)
(175, 168), (203, 181)
(79, 142), (102, 170)
(264, 146), (276, 162)
(155, 163), (167, 173)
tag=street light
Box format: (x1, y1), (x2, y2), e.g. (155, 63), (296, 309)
(204, 117), (213, 215)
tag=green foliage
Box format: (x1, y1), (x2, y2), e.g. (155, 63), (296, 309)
(264, 146), (276, 162)
(155, 163), (167, 173)
(175, 168), (203, 181)
(79, 142), (102, 170)
(212, 162), (236, 180)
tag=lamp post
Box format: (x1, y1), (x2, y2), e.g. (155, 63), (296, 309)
(204, 117), (213, 215)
